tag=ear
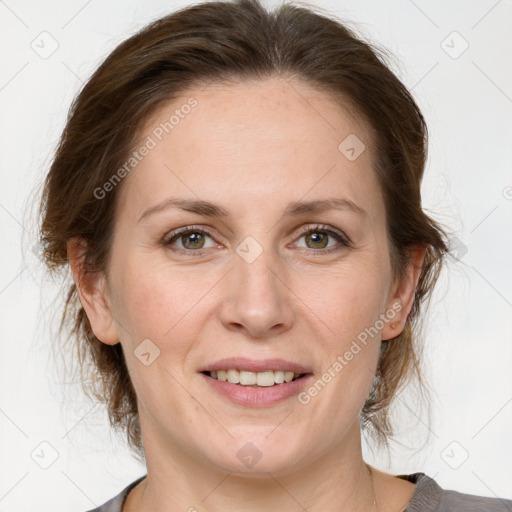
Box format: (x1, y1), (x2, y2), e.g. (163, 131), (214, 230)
(381, 245), (426, 341)
(67, 236), (119, 345)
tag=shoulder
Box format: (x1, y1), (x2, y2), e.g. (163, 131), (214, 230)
(402, 472), (512, 512)
(83, 475), (146, 512)
(82, 472), (512, 512)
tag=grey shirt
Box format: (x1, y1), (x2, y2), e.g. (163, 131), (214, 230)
(85, 472), (512, 511)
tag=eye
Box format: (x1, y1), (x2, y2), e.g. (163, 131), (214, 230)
(163, 226), (218, 255)
(293, 224), (351, 254)
(163, 223), (351, 257)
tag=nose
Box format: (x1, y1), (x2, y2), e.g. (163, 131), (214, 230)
(219, 250), (295, 339)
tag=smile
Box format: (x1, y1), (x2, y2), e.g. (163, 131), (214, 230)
(204, 369), (304, 386)
(200, 371), (313, 407)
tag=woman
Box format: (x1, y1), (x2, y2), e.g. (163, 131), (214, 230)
(37, 0), (511, 510)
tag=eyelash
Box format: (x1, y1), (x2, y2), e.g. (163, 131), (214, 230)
(162, 224), (351, 257)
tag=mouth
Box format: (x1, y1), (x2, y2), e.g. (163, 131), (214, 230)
(200, 369), (313, 407)
(198, 357), (313, 406)
(202, 369), (308, 387)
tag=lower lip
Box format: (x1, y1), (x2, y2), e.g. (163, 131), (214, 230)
(200, 373), (313, 407)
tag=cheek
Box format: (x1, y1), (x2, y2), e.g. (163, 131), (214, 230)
(111, 261), (211, 413)
(300, 273), (383, 419)
(295, 258), (388, 348)
(111, 255), (214, 349)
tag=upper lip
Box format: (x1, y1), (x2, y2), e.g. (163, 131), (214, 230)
(199, 357), (312, 374)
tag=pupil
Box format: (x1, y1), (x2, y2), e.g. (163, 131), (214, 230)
(184, 232), (203, 249)
(307, 232), (327, 249)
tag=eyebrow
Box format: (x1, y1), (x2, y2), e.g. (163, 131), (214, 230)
(137, 196), (368, 223)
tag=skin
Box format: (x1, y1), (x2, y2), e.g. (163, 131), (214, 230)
(68, 76), (424, 511)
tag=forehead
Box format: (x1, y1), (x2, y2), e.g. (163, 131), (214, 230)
(119, 77), (382, 221)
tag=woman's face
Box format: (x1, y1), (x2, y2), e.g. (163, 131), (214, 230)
(78, 77), (418, 475)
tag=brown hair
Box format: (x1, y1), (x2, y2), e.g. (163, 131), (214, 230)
(37, 0), (448, 460)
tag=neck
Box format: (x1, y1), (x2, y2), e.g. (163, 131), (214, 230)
(130, 415), (378, 512)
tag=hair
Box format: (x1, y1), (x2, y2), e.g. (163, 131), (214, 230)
(37, 0), (449, 461)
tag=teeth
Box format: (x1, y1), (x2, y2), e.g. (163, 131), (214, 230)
(239, 370), (257, 385)
(208, 369), (302, 386)
(227, 369), (240, 384)
(274, 370), (285, 384)
(257, 371), (274, 387)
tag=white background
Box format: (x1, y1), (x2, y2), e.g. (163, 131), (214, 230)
(1, 0), (511, 510)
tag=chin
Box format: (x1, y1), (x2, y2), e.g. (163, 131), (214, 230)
(207, 433), (307, 476)
(221, 454), (302, 477)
